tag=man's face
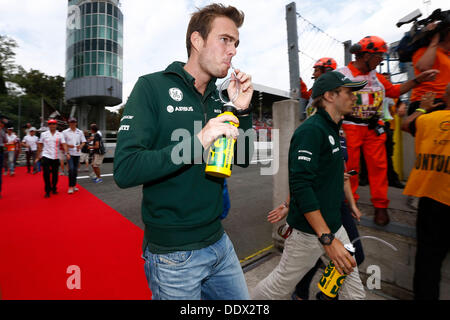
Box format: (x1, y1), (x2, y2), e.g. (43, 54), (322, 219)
(197, 16), (239, 79)
(30, 130), (35, 136)
(49, 123), (57, 131)
(313, 67), (324, 80)
(334, 87), (357, 115)
(364, 52), (384, 71)
(69, 122), (77, 130)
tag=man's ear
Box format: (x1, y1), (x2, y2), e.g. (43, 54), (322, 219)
(323, 90), (336, 102)
(190, 31), (204, 55)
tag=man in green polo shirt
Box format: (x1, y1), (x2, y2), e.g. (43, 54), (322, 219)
(252, 71), (368, 300)
(114, 4), (254, 300)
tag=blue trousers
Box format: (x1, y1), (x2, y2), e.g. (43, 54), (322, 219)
(143, 232), (249, 300)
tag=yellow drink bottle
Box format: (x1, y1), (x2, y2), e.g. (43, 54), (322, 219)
(316, 243), (356, 300)
(205, 105), (239, 178)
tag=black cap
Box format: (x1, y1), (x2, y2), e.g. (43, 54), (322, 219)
(312, 71), (367, 99)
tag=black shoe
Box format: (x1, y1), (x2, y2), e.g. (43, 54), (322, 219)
(45, 192), (50, 198)
(52, 190), (58, 195)
(359, 178), (369, 186)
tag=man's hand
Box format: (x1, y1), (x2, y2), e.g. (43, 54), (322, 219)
(397, 102), (407, 117)
(349, 204), (362, 222)
(323, 238), (356, 275)
(196, 114), (239, 149)
(415, 69), (439, 83)
(343, 172), (351, 182)
(267, 204), (289, 224)
(227, 68), (253, 111)
(420, 91), (444, 112)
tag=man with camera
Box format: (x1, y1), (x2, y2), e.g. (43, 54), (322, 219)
(337, 35), (438, 226)
(409, 18), (450, 114)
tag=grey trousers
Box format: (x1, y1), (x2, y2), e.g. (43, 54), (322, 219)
(251, 226), (366, 300)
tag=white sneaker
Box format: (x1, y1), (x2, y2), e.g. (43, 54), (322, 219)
(68, 188), (74, 194)
(74, 187), (79, 192)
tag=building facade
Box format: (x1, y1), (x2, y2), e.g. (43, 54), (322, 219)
(65, 0), (123, 131)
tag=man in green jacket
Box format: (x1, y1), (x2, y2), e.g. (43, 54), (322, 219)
(252, 71), (368, 300)
(114, 4), (254, 300)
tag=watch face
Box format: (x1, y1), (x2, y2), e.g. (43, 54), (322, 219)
(320, 233), (334, 245)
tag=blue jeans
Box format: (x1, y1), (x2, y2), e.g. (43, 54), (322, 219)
(143, 232), (249, 300)
(7, 151), (14, 174)
(68, 156), (80, 187)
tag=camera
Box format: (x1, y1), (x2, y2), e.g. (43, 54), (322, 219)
(396, 8), (450, 62)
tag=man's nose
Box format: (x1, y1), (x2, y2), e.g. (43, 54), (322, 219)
(227, 43), (237, 57)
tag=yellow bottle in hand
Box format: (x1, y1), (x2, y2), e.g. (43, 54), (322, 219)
(205, 106), (239, 178)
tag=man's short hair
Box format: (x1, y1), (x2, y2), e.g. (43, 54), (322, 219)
(186, 3), (244, 57)
(90, 124), (98, 132)
(312, 88), (342, 110)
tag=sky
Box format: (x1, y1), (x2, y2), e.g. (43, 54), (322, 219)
(0, 0), (448, 111)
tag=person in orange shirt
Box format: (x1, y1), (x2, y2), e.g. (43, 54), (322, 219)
(409, 22), (450, 114)
(401, 85), (450, 300)
(300, 57), (337, 100)
(337, 35), (438, 226)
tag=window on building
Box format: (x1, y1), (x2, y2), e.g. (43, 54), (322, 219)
(99, 14), (105, 26)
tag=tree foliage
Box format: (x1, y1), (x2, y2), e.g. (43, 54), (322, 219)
(0, 34), (18, 95)
(0, 34), (66, 130)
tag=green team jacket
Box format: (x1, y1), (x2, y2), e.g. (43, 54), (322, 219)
(287, 107), (344, 235)
(113, 61), (253, 253)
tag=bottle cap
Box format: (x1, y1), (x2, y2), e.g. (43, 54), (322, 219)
(222, 104), (237, 114)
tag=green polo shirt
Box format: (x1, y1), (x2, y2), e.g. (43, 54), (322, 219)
(113, 61), (253, 254)
(286, 108), (344, 235)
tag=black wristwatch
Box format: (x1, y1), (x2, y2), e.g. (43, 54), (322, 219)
(318, 233), (335, 246)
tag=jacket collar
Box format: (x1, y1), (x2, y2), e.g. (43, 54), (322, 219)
(164, 61), (218, 98)
(316, 107), (342, 132)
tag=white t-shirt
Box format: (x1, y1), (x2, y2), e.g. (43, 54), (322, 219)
(22, 135), (39, 151)
(63, 128), (87, 156)
(6, 134), (17, 151)
(39, 130), (66, 160)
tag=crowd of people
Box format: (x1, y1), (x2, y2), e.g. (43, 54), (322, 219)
(0, 116), (106, 199)
(112, 3), (448, 301)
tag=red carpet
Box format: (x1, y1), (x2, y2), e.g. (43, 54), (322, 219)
(0, 167), (151, 300)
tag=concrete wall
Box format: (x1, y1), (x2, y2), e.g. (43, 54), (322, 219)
(271, 99), (301, 248)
